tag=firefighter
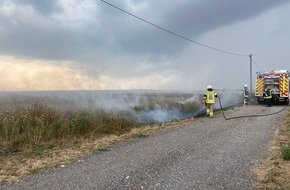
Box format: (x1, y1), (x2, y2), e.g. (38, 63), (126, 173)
(243, 84), (249, 105)
(203, 85), (219, 117)
(264, 86), (272, 107)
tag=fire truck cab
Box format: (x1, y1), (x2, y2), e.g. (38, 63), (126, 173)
(255, 69), (289, 105)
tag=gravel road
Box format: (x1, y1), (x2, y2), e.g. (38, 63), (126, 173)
(1, 105), (288, 190)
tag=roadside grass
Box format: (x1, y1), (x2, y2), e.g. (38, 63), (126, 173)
(0, 116), (194, 185)
(253, 108), (290, 190)
(0, 103), (137, 154)
(0, 96), (196, 185)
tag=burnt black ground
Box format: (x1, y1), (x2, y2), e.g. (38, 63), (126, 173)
(1, 105), (288, 190)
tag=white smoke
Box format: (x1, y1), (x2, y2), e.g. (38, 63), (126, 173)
(0, 90), (243, 123)
(138, 107), (184, 123)
(216, 90), (244, 109)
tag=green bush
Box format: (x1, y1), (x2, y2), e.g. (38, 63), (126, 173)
(282, 144), (290, 160)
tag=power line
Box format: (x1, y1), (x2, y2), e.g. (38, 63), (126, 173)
(99, 0), (248, 57)
(253, 60), (263, 71)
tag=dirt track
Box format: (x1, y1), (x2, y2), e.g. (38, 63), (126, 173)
(1, 105), (288, 190)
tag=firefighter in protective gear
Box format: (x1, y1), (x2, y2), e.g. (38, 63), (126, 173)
(203, 85), (218, 117)
(264, 86), (272, 107)
(243, 84), (249, 105)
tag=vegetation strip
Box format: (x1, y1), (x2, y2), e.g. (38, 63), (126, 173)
(0, 92), (200, 185)
(253, 109), (290, 189)
(0, 103), (195, 184)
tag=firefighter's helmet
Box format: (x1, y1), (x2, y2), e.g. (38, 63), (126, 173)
(207, 85), (213, 90)
(244, 84), (247, 87)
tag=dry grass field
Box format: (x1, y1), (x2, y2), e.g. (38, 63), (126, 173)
(0, 90), (242, 184)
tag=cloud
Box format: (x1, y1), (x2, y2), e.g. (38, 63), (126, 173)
(1, 0), (289, 61)
(0, 56), (178, 90)
(0, 0), (290, 91)
(0, 56), (99, 90)
(51, 0), (99, 27)
(14, 0), (60, 16)
(105, 0), (290, 56)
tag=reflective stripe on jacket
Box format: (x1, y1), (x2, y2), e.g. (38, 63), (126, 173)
(264, 89), (272, 99)
(204, 91), (218, 104)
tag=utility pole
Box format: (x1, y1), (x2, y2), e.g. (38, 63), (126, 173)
(249, 54), (253, 93)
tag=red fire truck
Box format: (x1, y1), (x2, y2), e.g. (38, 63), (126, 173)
(255, 69), (289, 105)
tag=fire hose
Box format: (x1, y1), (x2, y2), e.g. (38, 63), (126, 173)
(217, 96), (288, 120)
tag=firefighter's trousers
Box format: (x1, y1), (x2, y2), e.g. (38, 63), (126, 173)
(206, 103), (214, 117)
(244, 96), (248, 104)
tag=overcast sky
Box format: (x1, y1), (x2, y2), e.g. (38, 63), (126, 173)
(0, 0), (290, 91)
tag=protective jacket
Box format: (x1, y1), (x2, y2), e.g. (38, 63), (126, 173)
(244, 87), (249, 97)
(264, 89), (272, 99)
(203, 90), (218, 104)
